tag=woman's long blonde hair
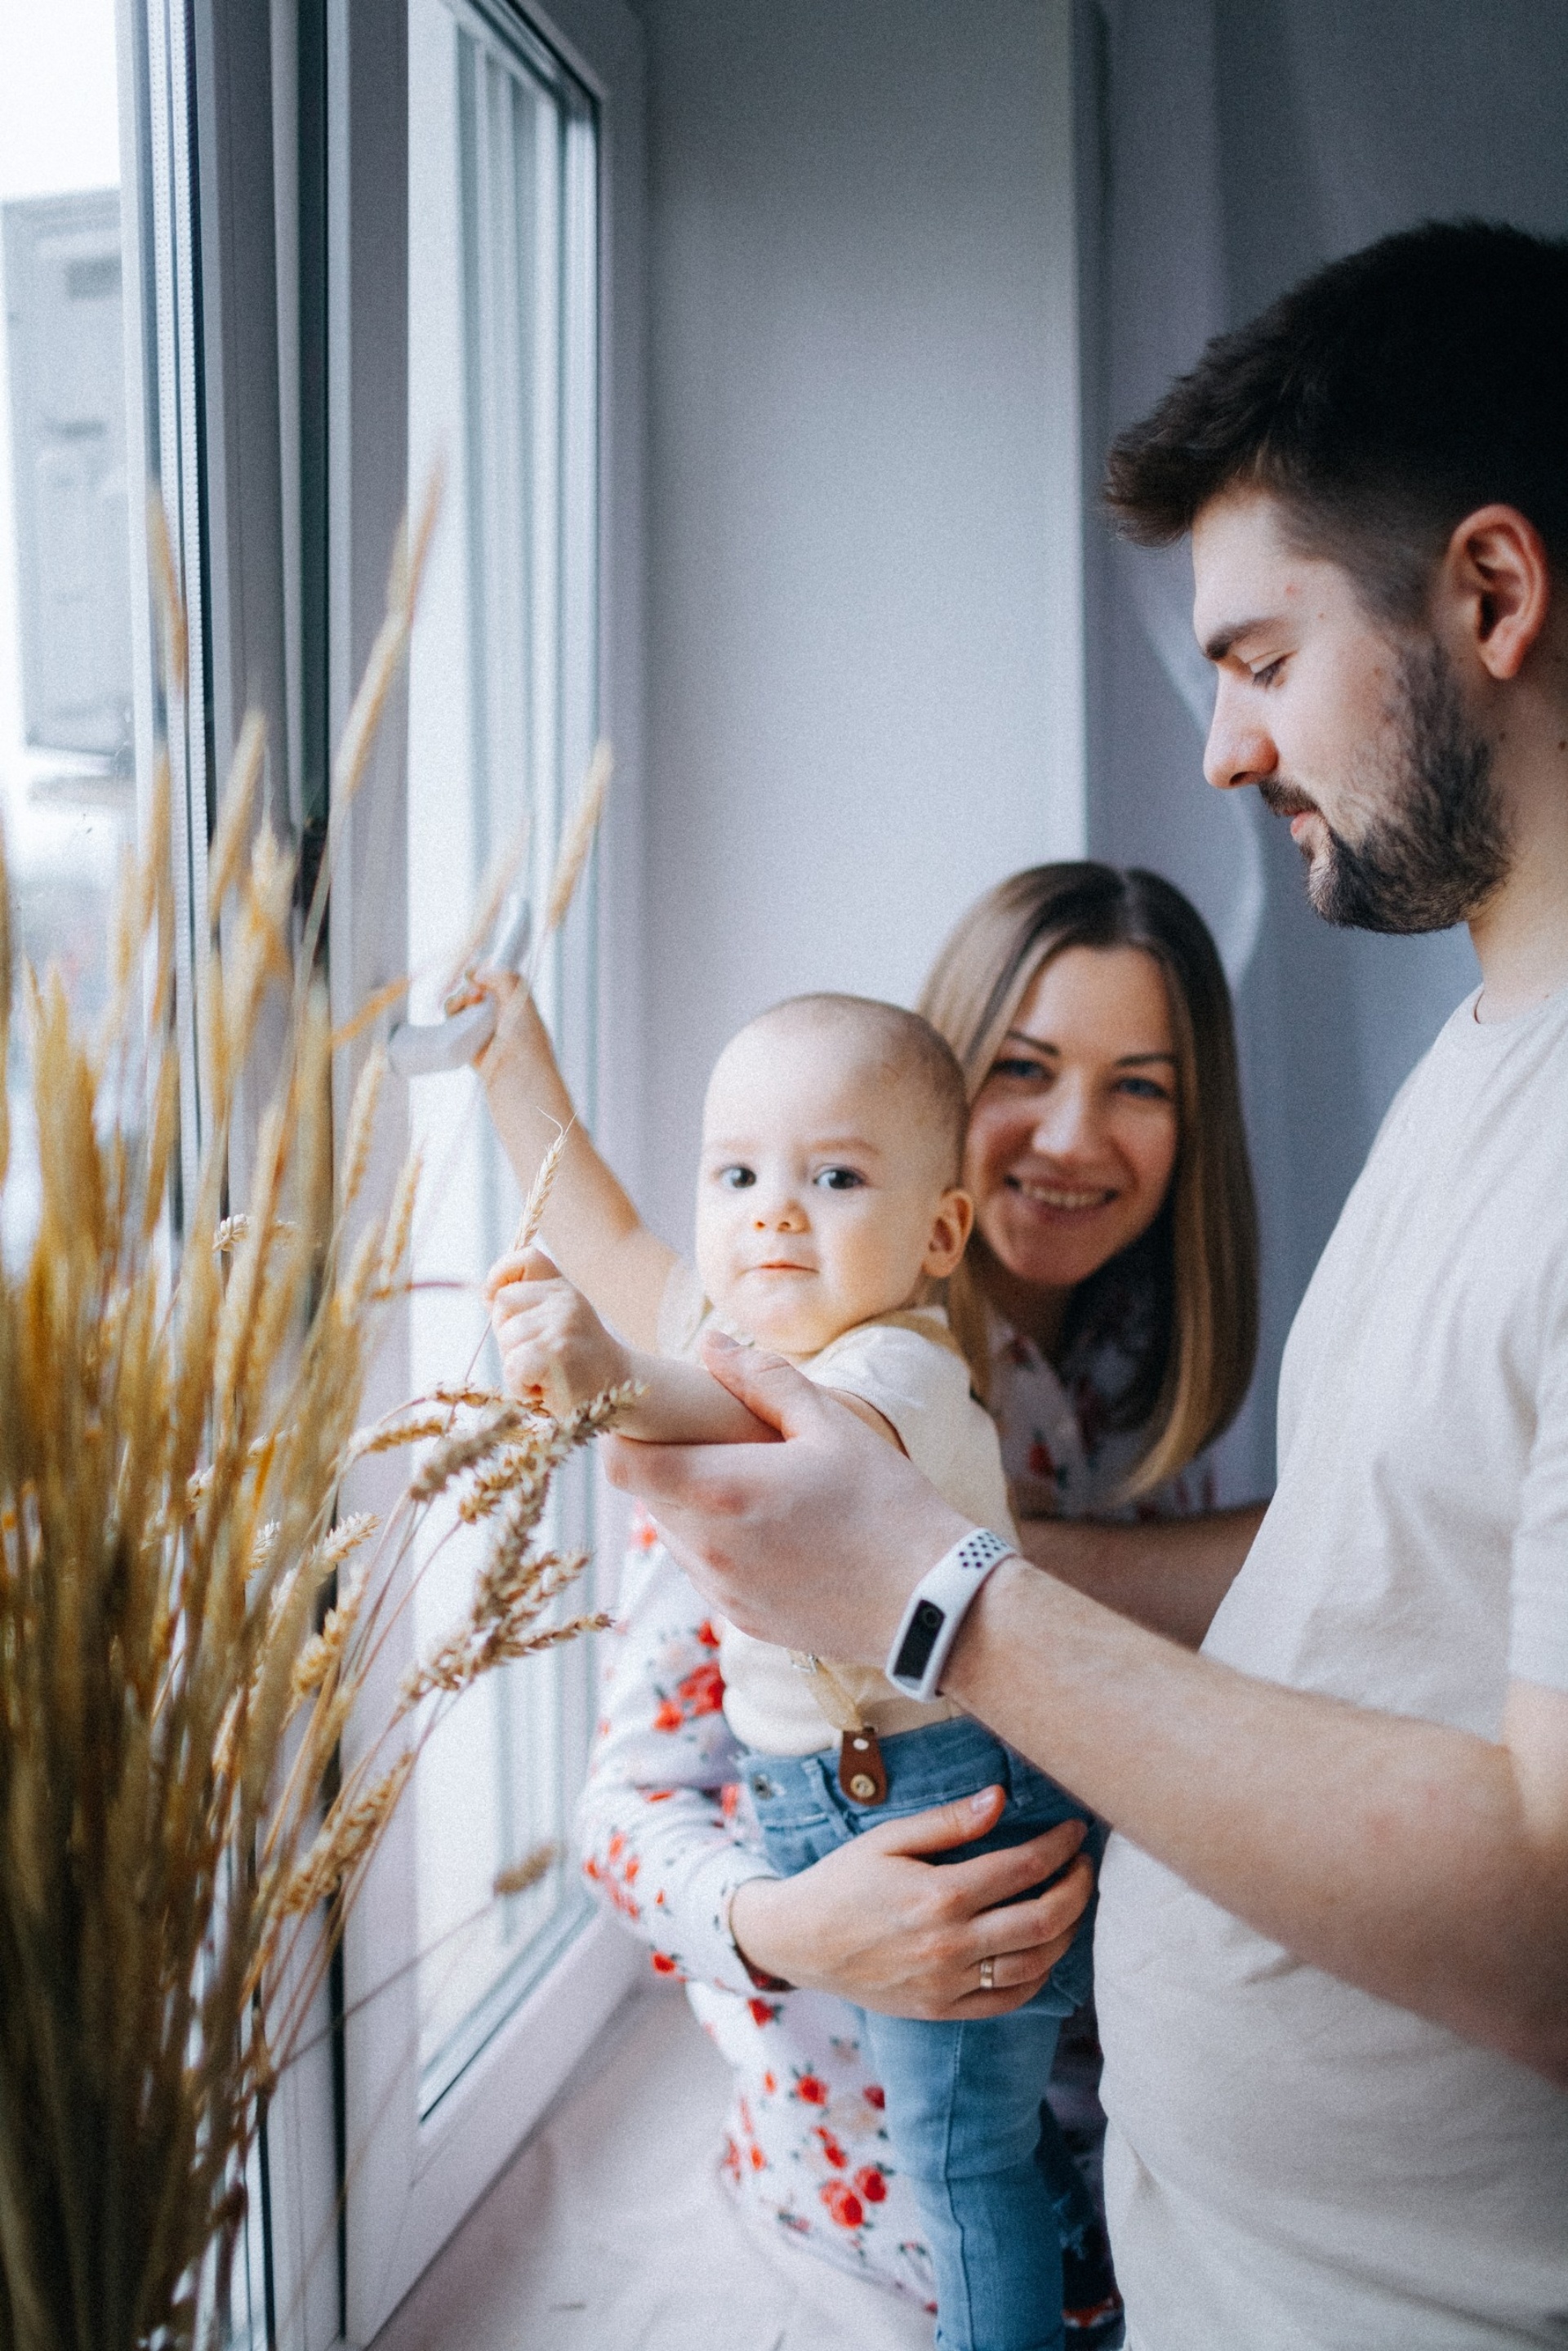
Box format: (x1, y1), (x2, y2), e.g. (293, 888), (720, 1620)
(919, 864), (1258, 1497)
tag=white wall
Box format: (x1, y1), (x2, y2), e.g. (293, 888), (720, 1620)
(635, 0), (1083, 1246)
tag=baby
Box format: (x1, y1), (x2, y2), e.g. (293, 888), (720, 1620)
(483, 988), (1098, 2351)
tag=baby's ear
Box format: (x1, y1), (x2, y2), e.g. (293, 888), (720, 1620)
(923, 1187), (973, 1279)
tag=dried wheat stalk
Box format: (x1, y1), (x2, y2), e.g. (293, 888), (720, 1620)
(0, 512), (629, 2351)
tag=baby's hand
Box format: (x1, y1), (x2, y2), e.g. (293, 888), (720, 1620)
(485, 1247), (630, 1418)
(470, 972), (555, 1093)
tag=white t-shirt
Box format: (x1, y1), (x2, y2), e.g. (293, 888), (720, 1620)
(657, 1268), (1016, 1757)
(1096, 982), (1568, 2348)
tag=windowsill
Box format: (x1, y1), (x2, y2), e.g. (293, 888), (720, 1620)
(371, 1975), (935, 2349)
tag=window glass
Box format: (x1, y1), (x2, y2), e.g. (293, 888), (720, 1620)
(404, 0), (600, 2114)
(0, 0), (137, 1250)
(0, 3), (270, 2340)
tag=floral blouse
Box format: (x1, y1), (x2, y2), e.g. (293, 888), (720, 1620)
(576, 1325), (1215, 2305)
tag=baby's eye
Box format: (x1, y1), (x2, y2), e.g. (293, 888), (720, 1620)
(717, 1164), (756, 1189)
(813, 1166), (865, 1191)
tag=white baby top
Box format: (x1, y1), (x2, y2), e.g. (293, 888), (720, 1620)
(657, 1265), (1017, 1757)
(1096, 980), (1568, 2348)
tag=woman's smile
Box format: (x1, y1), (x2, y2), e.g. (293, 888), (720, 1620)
(964, 944), (1180, 1347)
(1003, 1174), (1120, 1215)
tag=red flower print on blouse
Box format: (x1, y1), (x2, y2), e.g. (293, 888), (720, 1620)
(747, 1997), (781, 2028)
(1027, 1436), (1057, 1484)
(694, 1619), (721, 1650)
(721, 2135), (742, 2185)
(854, 2165), (888, 2205)
(650, 1950), (679, 1976)
(677, 1660), (724, 1717)
(653, 1698), (684, 1733)
(862, 2083), (885, 2110)
(582, 1828), (643, 1922)
(630, 1508), (661, 1551)
(815, 2127), (849, 2170)
(819, 2180), (865, 2229)
(793, 2073), (829, 2106)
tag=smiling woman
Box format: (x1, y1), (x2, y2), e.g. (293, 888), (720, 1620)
(922, 862), (1258, 1503)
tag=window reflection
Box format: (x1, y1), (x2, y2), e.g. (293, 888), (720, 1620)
(0, 0), (136, 1253)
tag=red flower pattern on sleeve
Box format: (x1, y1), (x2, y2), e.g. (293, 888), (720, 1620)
(574, 1530), (938, 2306)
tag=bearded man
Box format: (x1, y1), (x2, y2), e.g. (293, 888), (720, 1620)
(608, 221), (1568, 2348)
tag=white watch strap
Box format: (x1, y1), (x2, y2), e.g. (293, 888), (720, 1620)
(884, 1528), (1016, 1701)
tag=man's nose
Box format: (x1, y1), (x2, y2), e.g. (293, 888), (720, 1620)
(1204, 675), (1276, 793)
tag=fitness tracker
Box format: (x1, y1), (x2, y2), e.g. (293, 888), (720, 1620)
(884, 1528), (1018, 1701)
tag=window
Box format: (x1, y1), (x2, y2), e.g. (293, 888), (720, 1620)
(0, 4), (140, 1244)
(403, 0), (603, 2117)
(1, 0), (277, 2338)
(2, 0), (643, 2332)
(330, 0), (644, 2332)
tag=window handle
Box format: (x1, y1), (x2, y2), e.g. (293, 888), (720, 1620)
(387, 894), (533, 1077)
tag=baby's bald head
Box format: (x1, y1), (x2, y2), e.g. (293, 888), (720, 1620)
(710, 993), (969, 1184)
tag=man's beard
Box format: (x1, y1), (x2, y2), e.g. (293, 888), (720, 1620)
(1259, 639), (1509, 934)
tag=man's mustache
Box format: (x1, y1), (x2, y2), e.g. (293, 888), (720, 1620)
(1258, 777), (1322, 824)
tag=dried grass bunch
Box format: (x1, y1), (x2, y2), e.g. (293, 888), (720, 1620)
(0, 522), (617, 2351)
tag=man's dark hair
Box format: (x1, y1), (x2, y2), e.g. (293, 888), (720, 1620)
(1104, 220), (1568, 621)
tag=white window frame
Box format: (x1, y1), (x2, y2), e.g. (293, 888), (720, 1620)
(323, 0), (645, 2335)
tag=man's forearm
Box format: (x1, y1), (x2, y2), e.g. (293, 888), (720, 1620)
(946, 1559), (1568, 2082)
(1018, 1503), (1266, 1650)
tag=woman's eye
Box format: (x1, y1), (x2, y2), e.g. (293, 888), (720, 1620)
(990, 1056), (1049, 1085)
(1117, 1075), (1173, 1102)
(717, 1165), (755, 1189)
(813, 1167), (865, 1191)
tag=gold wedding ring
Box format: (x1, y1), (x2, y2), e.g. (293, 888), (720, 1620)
(978, 1956), (996, 1993)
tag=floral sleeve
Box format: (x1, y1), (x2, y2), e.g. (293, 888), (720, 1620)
(574, 1513), (939, 2313)
(575, 1513), (782, 1999)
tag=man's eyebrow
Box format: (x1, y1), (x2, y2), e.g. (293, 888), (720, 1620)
(1200, 616), (1278, 663)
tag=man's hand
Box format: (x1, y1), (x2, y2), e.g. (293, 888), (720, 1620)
(601, 1328), (971, 1664)
(486, 1247), (630, 1417)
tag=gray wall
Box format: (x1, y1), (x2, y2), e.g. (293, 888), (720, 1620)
(634, 0), (1080, 1252)
(1089, 0), (1568, 1492)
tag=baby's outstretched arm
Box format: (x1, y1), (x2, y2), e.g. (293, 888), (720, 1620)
(486, 1249), (777, 1444)
(474, 975), (673, 1351)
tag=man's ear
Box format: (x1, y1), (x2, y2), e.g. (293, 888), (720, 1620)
(923, 1187), (974, 1280)
(1441, 505), (1552, 682)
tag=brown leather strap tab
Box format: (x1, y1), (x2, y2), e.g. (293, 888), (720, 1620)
(838, 1726), (889, 1806)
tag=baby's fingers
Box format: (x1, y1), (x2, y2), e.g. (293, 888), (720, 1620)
(483, 1245), (559, 1304)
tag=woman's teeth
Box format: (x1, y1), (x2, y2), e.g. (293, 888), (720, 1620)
(1010, 1179), (1113, 1210)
